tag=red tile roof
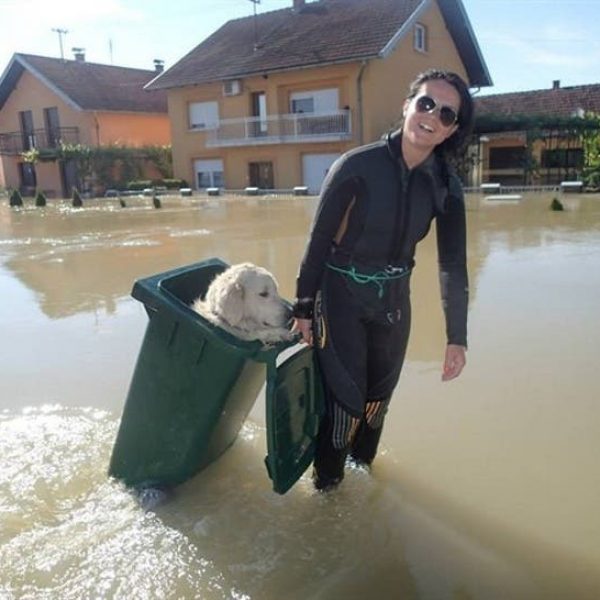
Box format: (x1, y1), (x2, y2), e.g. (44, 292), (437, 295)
(147, 0), (491, 90)
(475, 83), (600, 119)
(1, 54), (167, 113)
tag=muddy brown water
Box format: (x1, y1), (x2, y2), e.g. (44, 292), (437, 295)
(1, 192), (599, 599)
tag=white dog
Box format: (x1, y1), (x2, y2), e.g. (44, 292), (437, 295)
(192, 263), (295, 344)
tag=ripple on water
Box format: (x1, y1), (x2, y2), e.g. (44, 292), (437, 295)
(168, 229), (212, 238)
(0, 405), (233, 600)
(0, 408), (403, 599)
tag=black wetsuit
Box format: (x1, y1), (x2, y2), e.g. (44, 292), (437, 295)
(295, 132), (468, 484)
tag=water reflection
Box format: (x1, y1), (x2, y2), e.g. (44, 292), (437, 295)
(1, 198), (310, 319)
(1, 193), (600, 599)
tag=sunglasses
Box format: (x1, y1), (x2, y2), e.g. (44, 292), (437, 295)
(414, 95), (459, 127)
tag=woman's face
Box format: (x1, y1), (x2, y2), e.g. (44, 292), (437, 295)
(402, 79), (461, 152)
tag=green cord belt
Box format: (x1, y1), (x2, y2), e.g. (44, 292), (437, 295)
(326, 262), (412, 298)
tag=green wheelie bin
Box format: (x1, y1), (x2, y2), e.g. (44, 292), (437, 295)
(108, 258), (323, 495)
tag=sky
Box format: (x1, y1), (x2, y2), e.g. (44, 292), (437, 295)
(0, 0), (599, 96)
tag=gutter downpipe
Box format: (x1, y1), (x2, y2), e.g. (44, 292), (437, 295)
(356, 60), (368, 146)
(93, 111), (100, 145)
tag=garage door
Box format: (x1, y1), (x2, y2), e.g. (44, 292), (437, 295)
(302, 153), (340, 195)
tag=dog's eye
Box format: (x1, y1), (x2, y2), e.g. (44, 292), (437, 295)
(259, 290), (269, 298)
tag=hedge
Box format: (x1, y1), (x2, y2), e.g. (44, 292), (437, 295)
(126, 178), (188, 191)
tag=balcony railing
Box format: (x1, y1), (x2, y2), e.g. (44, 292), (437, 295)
(0, 127), (80, 155)
(205, 110), (352, 148)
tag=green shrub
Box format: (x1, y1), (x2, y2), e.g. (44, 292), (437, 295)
(35, 190), (47, 207)
(161, 178), (188, 189)
(584, 170), (600, 190)
(126, 180), (153, 191)
(550, 197), (564, 211)
(9, 189), (23, 207)
(126, 178), (188, 191)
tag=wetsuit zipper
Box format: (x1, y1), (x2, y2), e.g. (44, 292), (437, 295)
(389, 161), (412, 266)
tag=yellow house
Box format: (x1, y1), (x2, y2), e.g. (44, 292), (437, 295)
(474, 80), (600, 186)
(146, 0), (491, 193)
(0, 52), (170, 197)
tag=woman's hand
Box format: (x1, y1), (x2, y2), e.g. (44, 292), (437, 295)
(292, 318), (313, 346)
(442, 344), (466, 381)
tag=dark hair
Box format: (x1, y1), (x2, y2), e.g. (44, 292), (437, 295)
(405, 68), (475, 156)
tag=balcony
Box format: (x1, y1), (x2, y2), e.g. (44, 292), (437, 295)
(0, 127), (80, 156)
(205, 110), (352, 148)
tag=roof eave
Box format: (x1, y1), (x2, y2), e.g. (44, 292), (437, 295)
(0, 55), (23, 110)
(144, 69), (166, 91)
(11, 54), (84, 111)
(438, 0), (493, 88)
(145, 53), (382, 91)
(379, 0), (433, 59)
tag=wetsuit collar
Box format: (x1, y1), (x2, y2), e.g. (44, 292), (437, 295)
(385, 129), (436, 173)
(385, 129), (449, 214)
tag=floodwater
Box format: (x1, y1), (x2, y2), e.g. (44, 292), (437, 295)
(1, 191), (599, 600)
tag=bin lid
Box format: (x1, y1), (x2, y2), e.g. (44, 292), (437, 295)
(264, 346), (324, 494)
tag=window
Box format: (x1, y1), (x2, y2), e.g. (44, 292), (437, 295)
(189, 101), (219, 130)
(289, 89), (338, 114)
(44, 107), (60, 147)
(291, 98), (314, 114)
(414, 23), (428, 53)
(19, 110), (35, 150)
(250, 92), (268, 136)
(194, 159), (224, 189)
(541, 148), (584, 169)
(489, 147), (526, 169)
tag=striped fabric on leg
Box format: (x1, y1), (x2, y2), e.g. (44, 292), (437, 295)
(331, 402), (361, 449)
(364, 398), (390, 429)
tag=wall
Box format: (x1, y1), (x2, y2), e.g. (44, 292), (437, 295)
(0, 69), (94, 192)
(0, 69), (95, 143)
(168, 62), (360, 189)
(94, 112), (170, 146)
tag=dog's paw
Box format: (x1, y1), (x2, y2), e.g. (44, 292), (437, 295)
(253, 327), (295, 344)
(275, 328), (297, 342)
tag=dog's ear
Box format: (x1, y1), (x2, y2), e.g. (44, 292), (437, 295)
(214, 280), (245, 326)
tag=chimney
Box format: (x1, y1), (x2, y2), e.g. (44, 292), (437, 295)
(153, 59), (164, 73)
(293, 0), (305, 10)
(552, 80), (560, 90)
(72, 47), (85, 62)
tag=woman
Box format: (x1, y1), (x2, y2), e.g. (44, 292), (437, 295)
(292, 69), (474, 491)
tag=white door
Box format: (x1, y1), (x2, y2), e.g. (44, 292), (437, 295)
(194, 159), (224, 189)
(302, 153), (340, 195)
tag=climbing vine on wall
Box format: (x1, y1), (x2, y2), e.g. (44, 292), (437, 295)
(21, 143), (173, 191)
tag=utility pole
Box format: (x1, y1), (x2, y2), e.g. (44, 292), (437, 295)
(248, 0), (260, 50)
(51, 28), (68, 60)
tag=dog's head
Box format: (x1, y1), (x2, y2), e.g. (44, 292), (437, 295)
(204, 263), (290, 330)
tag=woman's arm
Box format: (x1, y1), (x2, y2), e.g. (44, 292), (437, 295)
(436, 178), (468, 376)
